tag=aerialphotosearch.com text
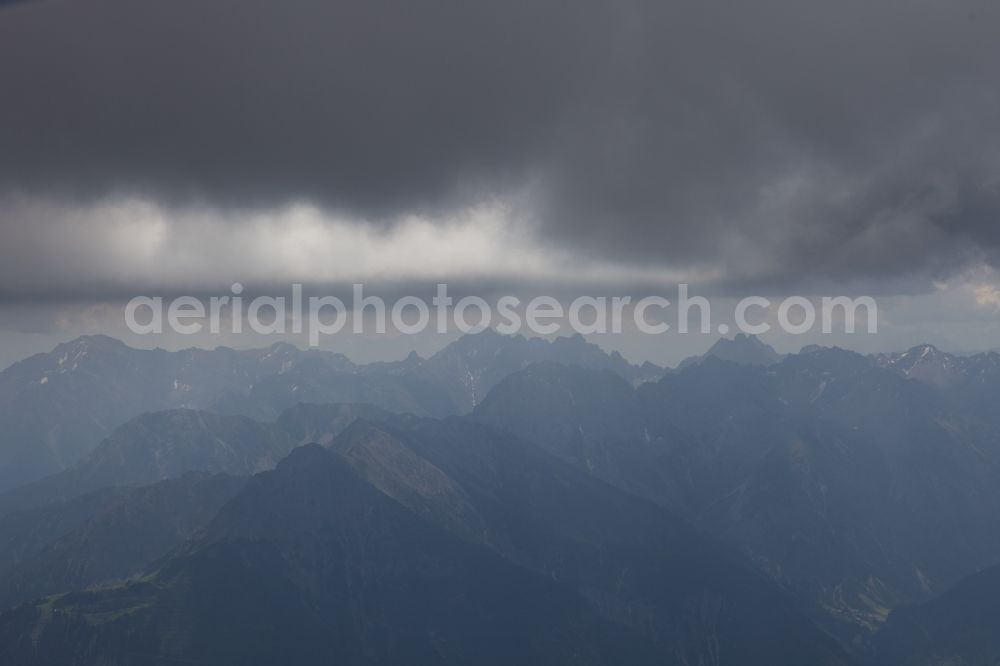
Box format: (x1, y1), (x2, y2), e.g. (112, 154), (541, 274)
(124, 283), (878, 346)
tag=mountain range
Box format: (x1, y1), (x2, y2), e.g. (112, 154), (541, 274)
(1, 333), (1000, 663)
(0, 410), (852, 665)
(0, 331), (662, 491)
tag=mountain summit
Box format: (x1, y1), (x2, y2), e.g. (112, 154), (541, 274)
(679, 333), (782, 369)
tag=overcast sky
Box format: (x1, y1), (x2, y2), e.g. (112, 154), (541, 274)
(2, 0), (999, 367)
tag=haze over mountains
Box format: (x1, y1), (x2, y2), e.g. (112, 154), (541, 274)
(475, 346), (1000, 644)
(5, 0), (1000, 661)
(0, 331), (660, 492)
(1, 332), (1000, 664)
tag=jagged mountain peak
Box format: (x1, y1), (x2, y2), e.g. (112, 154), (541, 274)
(678, 333), (782, 369)
(48, 334), (129, 366)
(873, 343), (963, 388)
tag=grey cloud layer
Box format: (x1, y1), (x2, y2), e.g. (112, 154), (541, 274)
(2, 0), (999, 291)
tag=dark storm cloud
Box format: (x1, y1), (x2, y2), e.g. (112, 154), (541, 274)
(1, 0), (602, 213)
(2, 0), (999, 289)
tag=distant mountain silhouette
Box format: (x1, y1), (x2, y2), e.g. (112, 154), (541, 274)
(677, 333), (782, 369)
(0, 333), (659, 490)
